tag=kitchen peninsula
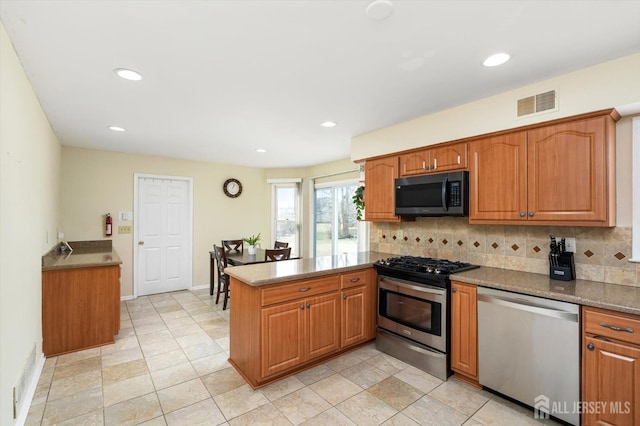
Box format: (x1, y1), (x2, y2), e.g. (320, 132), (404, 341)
(225, 251), (390, 388)
(42, 240), (122, 357)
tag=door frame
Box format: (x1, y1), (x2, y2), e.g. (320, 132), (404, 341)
(133, 173), (194, 299)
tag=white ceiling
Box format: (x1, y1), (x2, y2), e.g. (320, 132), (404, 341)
(2, 1), (640, 168)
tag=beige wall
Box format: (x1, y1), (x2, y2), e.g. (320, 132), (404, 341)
(352, 52), (640, 162)
(0, 21), (61, 426)
(60, 147), (270, 297)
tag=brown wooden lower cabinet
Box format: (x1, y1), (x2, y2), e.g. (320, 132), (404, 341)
(230, 268), (376, 388)
(42, 265), (121, 357)
(582, 306), (640, 426)
(450, 281), (478, 385)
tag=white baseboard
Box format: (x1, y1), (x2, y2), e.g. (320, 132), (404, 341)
(15, 353), (45, 426)
(120, 295), (135, 301)
(191, 284), (210, 291)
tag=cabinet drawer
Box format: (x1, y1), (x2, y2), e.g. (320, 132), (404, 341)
(261, 275), (339, 306)
(341, 270), (369, 289)
(584, 307), (640, 346)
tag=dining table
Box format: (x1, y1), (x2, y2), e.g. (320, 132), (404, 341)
(209, 248), (300, 292)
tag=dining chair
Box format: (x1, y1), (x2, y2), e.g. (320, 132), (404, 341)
(222, 239), (243, 253)
(274, 241), (289, 249)
(264, 247), (291, 262)
(213, 245), (230, 310)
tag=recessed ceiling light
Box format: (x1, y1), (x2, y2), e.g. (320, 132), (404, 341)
(256, 148), (267, 153)
(365, 0), (394, 21)
(483, 53), (511, 67)
(114, 68), (142, 81)
(321, 121), (337, 128)
(108, 126), (126, 132)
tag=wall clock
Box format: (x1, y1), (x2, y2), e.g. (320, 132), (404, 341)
(223, 178), (242, 198)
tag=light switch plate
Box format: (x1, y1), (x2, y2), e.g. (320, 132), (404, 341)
(118, 225), (132, 234)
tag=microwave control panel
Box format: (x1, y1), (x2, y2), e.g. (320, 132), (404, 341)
(451, 181), (462, 207)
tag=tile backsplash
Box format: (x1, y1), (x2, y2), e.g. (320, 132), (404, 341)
(369, 218), (638, 287)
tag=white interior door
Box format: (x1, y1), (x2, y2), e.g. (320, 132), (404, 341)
(136, 176), (192, 296)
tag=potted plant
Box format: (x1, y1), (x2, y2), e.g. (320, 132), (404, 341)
(352, 185), (365, 221)
(243, 233), (261, 255)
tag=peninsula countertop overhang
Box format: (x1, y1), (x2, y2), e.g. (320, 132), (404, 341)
(224, 251), (393, 286)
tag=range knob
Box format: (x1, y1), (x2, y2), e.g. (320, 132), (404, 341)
(434, 268), (442, 274)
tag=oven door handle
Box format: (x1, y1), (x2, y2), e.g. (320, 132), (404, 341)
(378, 276), (446, 298)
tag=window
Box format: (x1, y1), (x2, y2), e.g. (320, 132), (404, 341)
(314, 180), (367, 257)
(271, 182), (300, 256)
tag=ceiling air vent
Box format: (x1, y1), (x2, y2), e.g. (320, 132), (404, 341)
(517, 90), (557, 117)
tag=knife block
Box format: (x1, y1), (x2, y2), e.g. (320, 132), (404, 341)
(550, 252), (576, 281)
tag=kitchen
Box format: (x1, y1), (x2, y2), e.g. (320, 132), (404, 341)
(2, 1), (640, 426)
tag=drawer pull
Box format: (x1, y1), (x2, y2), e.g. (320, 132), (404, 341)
(298, 287), (311, 292)
(343, 294), (348, 300)
(600, 322), (634, 333)
(349, 278), (360, 283)
(306, 303), (311, 309)
(587, 343), (595, 351)
(300, 304), (305, 310)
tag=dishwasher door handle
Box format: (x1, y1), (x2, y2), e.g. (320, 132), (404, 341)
(478, 293), (578, 322)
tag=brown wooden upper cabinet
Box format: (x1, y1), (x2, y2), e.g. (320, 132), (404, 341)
(469, 111), (618, 226)
(364, 156), (402, 222)
(399, 142), (467, 177)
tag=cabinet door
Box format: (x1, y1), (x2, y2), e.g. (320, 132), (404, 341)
(306, 292), (341, 361)
(261, 300), (305, 378)
(341, 286), (367, 348)
(527, 117), (609, 223)
(364, 156), (401, 222)
(399, 150), (430, 176)
(469, 132), (527, 222)
(450, 282), (477, 379)
(583, 336), (640, 426)
(430, 142), (467, 172)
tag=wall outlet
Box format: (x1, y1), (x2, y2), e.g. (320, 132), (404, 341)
(377, 229), (383, 238)
(564, 237), (576, 253)
(118, 225), (132, 234)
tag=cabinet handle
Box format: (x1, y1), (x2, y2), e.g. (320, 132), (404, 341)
(300, 304), (305, 310)
(519, 212), (525, 218)
(528, 212), (535, 217)
(297, 287), (311, 292)
(452, 288), (457, 293)
(306, 303), (311, 309)
(587, 343), (595, 351)
(600, 322), (634, 333)
(343, 294), (348, 300)
(349, 277), (360, 282)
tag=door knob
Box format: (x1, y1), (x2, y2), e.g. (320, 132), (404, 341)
(528, 212), (535, 217)
(519, 212), (525, 217)
(139, 241), (145, 245)
(587, 343), (595, 351)
(452, 288), (457, 293)
(343, 295), (348, 300)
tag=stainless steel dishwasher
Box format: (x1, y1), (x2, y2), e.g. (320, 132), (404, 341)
(477, 287), (580, 426)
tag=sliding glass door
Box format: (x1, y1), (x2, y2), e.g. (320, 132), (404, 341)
(314, 180), (364, 257)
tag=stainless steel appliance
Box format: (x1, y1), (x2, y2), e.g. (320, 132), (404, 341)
(374, 256), (479, 380)
(478, 287), (580, 425)
(395, 171), (468, 217)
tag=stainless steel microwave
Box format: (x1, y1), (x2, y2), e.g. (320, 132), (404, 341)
(395, 171), (469, 216)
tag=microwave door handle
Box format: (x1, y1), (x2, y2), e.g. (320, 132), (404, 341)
(441, 177), (448, 212)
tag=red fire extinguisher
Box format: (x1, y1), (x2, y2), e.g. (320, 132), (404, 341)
(105, 213), (113, 237)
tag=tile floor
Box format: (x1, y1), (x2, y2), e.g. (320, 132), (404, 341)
(26, 289), (560, 425)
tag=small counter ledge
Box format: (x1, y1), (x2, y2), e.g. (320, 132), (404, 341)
(225, 251), (393, 286)
(452, 266), (640, 316)
(42, 240), (122, 271)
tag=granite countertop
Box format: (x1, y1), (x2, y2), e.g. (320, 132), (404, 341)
(42, 240), (122, 271)
(452, 266), (640, 316)
(225, 251), (393, 286)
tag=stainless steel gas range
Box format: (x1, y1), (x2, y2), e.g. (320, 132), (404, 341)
(373, 256), (479, 380)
